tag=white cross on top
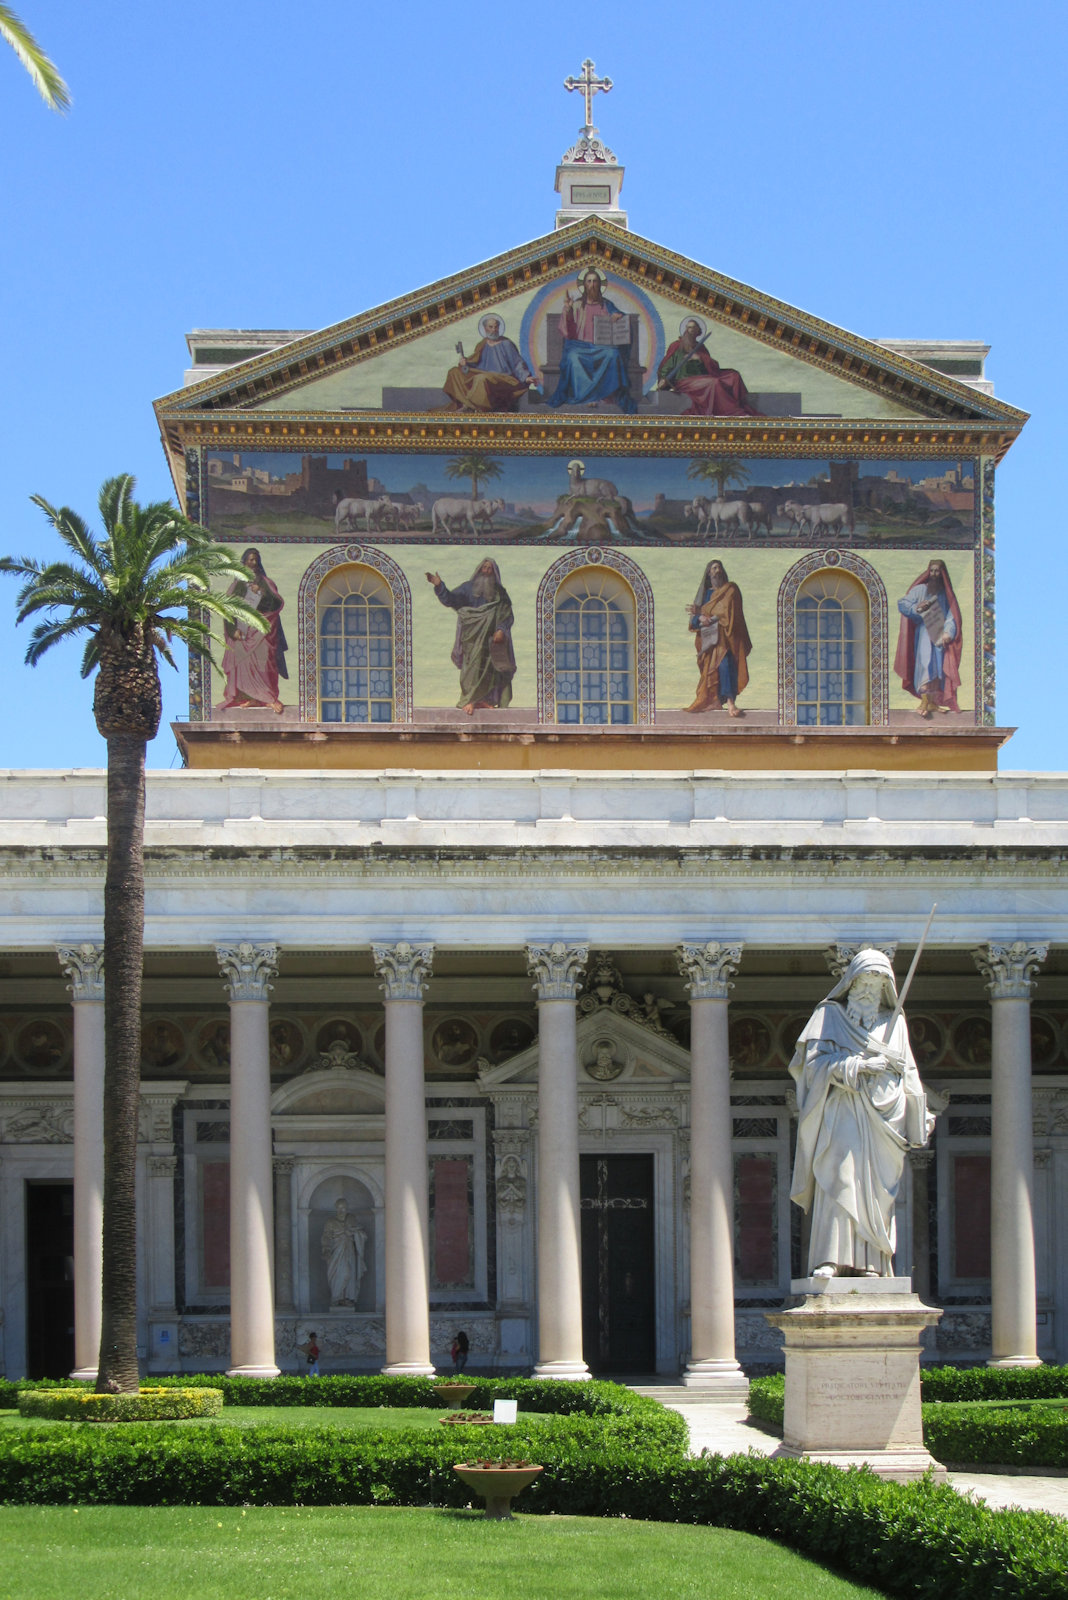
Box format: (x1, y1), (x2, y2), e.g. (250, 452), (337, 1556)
(564, 58), (613, 129)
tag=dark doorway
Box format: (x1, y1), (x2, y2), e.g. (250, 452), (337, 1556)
(580, 1153), (655, 1373)
(26, 1182), (75, 1379)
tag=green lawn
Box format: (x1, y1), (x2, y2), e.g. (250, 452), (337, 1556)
(0, 1506), (889, 1600)
(0, 1407), (478, 1432)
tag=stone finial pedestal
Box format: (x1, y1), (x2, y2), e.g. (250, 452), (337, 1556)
(765, 1278), (944, 1481)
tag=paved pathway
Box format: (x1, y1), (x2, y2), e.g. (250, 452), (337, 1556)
(631, 1386), (1068, 1519)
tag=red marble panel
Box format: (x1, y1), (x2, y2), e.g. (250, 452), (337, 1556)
(432, 1158), (471, 1287)
(202, 1161), (230, 1289)
(736, 1153), (776, 1282)
(953, 1153), (991, 1279)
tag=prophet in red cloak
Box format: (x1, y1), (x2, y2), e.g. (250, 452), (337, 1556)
(218, 547), (288, 713)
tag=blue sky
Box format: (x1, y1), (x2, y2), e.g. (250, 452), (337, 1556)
(1, 0), (1064, 768)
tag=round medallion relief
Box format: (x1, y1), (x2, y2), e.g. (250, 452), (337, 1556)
(729, 1016), (772, 1069)
(431, 1018), (479, 1067)
(315, 1018), (363, 1059)
(585, 1038), (624, 1081)
(952, 1014), (992, 1067)
(141, 1018), (185, 1070)
(780, 1016), (810, 1061)
(270, 1018), (305, 1072)
(1031, 1013), (1060, 1069)
(906, 1014), (945, 1070)
(196, 1019), (231, 1071)
(15, 1018), (68, 1072)
(489, 1017), (535, 1061)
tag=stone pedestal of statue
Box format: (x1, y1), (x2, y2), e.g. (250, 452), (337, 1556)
(764, 1278), (944, 1482)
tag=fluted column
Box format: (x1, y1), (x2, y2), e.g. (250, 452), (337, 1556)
(217, 942), (280, 1378)
(972, 941), (1048, 1367)
(527, 942), (590, 1381)
(57, 944), (105, 1381)
(273, 1156), (295, 1313)
(373, 942), (435, 1376)
(677, 942), (747, 1394)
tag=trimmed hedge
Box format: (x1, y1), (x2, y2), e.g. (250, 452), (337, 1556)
(17, 1388), (222, 1423)
(0, 1425), (1064, 1599)
(921, 1366), (1068, 1404)
(747, 1374), (785, 1429)
(923, 1403), (1068, 1471)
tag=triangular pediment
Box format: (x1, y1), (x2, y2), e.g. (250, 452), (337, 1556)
(478, 1007), (691, 1089)
(155, 219), (1025, 446)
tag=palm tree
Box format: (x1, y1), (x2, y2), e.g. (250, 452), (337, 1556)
(687, 457), (752, 502)
(1, 4), (70, 110)
(0, 477), (265, 1391)
(445, 453), (503, 502)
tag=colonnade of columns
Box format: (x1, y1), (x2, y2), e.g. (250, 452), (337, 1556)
(56, 934), (1051, 1380)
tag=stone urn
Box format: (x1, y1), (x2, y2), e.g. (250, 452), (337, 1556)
(433, 1383), (476, 1408)
(453, 1461), (544, 1520)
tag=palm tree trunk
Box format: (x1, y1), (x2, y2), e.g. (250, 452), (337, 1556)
(96, 731), (147, 1392)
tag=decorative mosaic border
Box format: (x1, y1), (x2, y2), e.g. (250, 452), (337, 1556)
(296, 544), (413, 722)
(183, 446), (211, 723)
(980, 458), (995, 724)
(776, 549), (889, 726)
(535, 547), (655, 724)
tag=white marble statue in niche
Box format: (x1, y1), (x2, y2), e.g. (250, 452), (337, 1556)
(321, 1197), (368, 1307)
(788, 948), (934, 1278)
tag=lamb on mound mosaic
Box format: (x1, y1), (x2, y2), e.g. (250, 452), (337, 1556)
(204, 450), (978, 550)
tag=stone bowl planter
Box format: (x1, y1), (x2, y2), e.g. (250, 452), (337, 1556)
(453, 1460), (544, 1520)
(439, 1411), (494, 1427)
(433, 1383), (476, 1407)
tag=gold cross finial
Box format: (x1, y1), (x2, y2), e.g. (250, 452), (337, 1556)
(564, 58), (612, 130)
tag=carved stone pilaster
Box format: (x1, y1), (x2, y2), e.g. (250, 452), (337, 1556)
(972, 941), (1049, 1000)
(372, 942), (434, 1001)
(907, 1148), (935, 1171)
(148, 1155), (177, 1180)
(1033, 1147), (1053, 1170)
(675, 942), (743, 1000)
(216, 942), (279, 1002)
(493, 1130), (530, 1222)
(825, 941), (898, 980)
(526, 942), (588, 1001)
(56, 943), (105, 1002)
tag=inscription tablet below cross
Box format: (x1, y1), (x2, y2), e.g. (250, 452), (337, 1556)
(564, 58), (613, 131)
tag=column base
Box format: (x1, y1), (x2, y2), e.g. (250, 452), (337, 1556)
(69, 1365), (98, 1383)
(381, 1361), (436, 1377)
(681, 1358), (749, 1399)
(987, 1355), (1043, 1368)
(532, 1358), (591, 1381)
(226, 1363), (281, 1379)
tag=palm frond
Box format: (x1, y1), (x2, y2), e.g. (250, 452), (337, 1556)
(24, 613), (93, 667)
(29, 497), (106, 577)
(0, 4), (70, 112)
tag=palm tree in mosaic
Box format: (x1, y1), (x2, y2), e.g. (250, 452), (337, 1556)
(445, 452), (503, 502)
(0, 478), (265, 1391)
(687, 457), (752, 502)
(1, 4), (70, 110)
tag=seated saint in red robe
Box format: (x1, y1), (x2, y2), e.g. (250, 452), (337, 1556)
(657, 319), (761, 417)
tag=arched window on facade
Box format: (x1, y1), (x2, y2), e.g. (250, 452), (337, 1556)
(537, 550), (654, 725)
(317, 565), (395, 722)
(296, 545), (413, 723)
(777, 550), (888, 726)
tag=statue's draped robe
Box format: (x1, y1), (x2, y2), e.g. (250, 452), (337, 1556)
(549, 297), (636, 413)
(657, 340), (759, 417)
(433, 568), (516, 709)
(686, 578), (752, 710)
(788, 1002), (932, 1273)
(443, 337), (532, 412)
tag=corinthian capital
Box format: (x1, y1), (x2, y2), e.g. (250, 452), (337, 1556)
(825, 941), (898, 980)
(527, 942), (588, 1001)
(216, 942), (279, 1002)
(56, 943), (105, 1002)
(372, 942), (434, 1001)
(676, 942), (743, 1000)
(972, 941), (1049, 1001)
